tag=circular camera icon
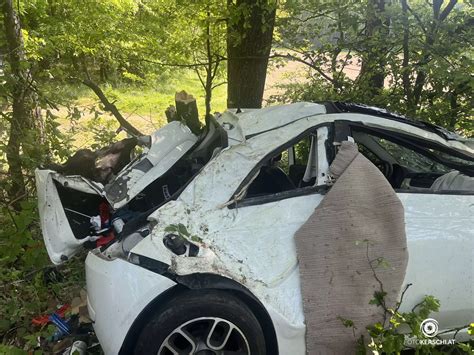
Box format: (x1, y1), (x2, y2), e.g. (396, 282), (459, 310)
(421, 318), (439, 338)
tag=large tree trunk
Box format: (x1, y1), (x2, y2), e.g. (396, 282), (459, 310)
(2, 0), (34, 207)
(357, 0), (389, 97)
(226, 0), (276, 109)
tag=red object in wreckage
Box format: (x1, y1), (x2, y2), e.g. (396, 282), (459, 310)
(97, 200), (115, 247)
(99, 201), (110, 226)
(32, 304), (70, 326)
(96, 232), (115, 247)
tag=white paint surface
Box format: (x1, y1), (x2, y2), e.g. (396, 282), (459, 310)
(85, 251), (176, 355)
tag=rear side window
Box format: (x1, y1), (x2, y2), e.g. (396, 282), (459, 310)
(232, 125), (331, 205)
(245, 135), (314, 198)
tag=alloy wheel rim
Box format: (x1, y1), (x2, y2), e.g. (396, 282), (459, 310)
(158, 316), (250, 355)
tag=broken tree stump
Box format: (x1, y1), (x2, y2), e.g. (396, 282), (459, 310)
(165, 105), (177, 123)
(174, 91), (201, 135)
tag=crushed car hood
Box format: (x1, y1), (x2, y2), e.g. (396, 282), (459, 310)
(104, 122), (198, 209)
(36, 122), (197, 264)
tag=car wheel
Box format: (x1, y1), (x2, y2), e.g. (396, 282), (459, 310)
(134, 289), (267, 355)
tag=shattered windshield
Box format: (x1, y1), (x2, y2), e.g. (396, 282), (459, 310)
(375, 138), (451, 173)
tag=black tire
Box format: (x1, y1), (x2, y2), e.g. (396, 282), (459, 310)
(134, 289), (267, 355)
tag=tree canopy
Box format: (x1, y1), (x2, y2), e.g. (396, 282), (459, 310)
(276, 0), (473, 133)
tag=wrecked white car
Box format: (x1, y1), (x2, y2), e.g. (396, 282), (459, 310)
(36, 102), (474, 354)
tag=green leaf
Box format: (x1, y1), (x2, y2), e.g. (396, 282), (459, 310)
(369, 291), (387, 307)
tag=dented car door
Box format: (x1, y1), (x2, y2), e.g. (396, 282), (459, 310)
(346, 122), (474, 332)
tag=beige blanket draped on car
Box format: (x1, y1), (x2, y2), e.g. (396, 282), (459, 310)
(295, 141), (408, 354)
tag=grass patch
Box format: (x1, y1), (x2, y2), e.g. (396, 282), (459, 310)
(103, 71), (227, 119)
(51, 70), (227, 150)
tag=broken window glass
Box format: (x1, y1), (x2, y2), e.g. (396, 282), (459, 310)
(353, 129), (473, 191)
(375, 138), (450, 174)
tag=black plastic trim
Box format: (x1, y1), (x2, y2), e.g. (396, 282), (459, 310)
(325, 123), (336, 165)
(228, 185), (329, 209)
(136, 254), (171, 275)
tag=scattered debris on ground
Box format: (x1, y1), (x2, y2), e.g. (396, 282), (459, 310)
(30, 289), (102, 354)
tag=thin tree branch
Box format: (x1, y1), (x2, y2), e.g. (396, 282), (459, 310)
(394, 283), (412, 314)
(141, 57), (219, 68)
(211, 81), (227, 90)
(194, 68), (206, 91)
(366, 242), (389, 326)
(81, 79), (143, 137)
(439, 0), (457, 21)
(406, 4), (427, 34)
(270, 52), (337, 85)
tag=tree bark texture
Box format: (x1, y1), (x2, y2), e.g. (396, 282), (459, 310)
(227, 0), (276, 109)
(358, 0), (389, 96)
(175, 91), (201, 135)
(2, 0), (34, 206)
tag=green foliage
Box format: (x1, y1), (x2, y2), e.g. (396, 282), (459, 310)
(0, 201), (46, 268)
(366, 294), (435, 354)
(0, 139), (87, 350)
(0, 345), (28, 355)
(164, 223), (203, 243)
(338, 289), (473, 354)
(276, 0), (473, 136)
(0, 200), (84, 350)
(340, 241), (472, 354)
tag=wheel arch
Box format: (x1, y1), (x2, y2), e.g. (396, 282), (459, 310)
(118, 283), (186, 354)
(119, 272), (279, 355)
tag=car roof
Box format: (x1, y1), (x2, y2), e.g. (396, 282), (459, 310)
(233, 101), (469, 141)
(326, 102), (466, 142)
(220, 102), (473, 157)
(235, 102), (326, 137)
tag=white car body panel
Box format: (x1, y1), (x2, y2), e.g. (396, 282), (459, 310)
(235, 102), (325, 137)
(130, 107), (473, 352)
(120, 194), (319, 355)
(36, 170), (101, 264)
(178, 116), (328, 208)
(105, 121), (197, 209)
(85, 251), (176, 355)
(217, 104), (472, 154)
(36, 103), (473, 354)
(397, 193), (474, 328)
